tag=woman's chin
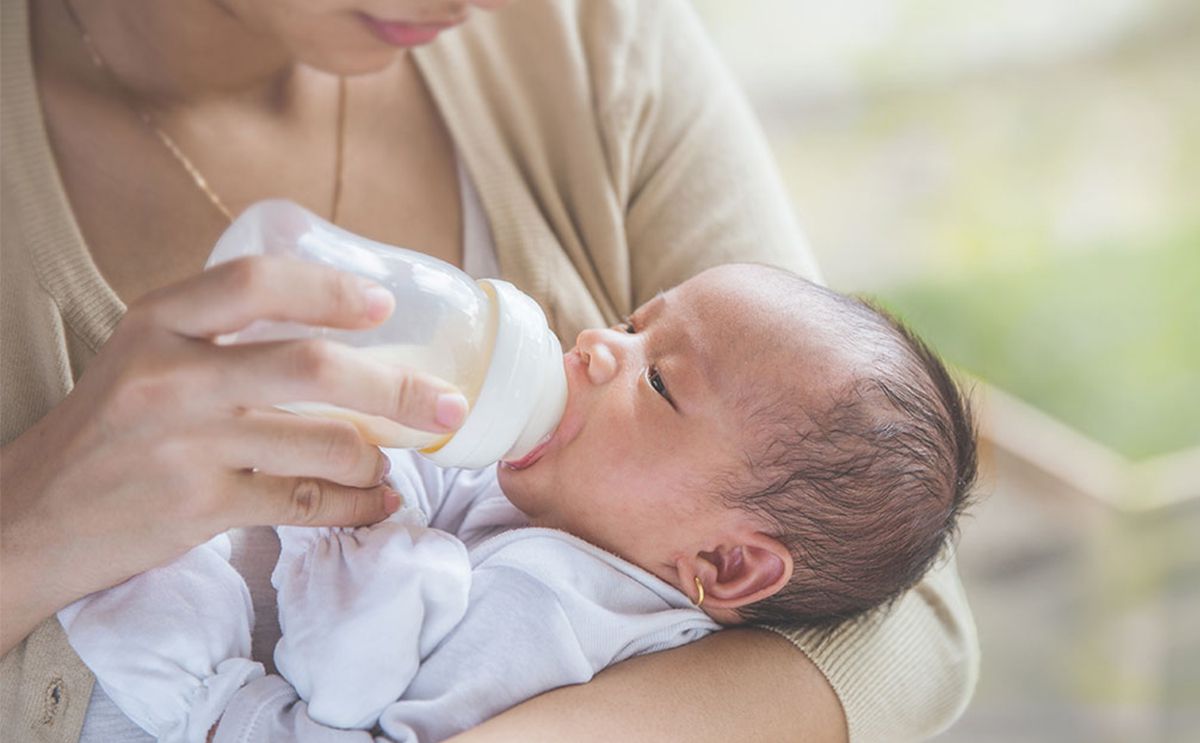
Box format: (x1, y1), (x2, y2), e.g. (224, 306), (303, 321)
(295, 44), (403, 78)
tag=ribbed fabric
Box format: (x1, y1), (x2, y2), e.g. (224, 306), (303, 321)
(1, 0), (124, 355)
(2, 0), (978, 740)
(772, 553), (980, 741)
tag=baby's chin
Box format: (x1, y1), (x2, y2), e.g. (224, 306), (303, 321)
(494, 469), (580, 535)
(495, 465), (537, 517)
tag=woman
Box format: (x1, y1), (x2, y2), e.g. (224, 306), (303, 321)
(0, 0), (979, 740)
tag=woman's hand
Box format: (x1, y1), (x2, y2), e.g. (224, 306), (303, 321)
(0, 257), (468, 655)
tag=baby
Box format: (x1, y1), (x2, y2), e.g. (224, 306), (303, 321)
(60, 263), (977, 743)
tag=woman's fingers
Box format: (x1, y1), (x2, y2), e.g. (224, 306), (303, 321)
(211, 411), (392, 488)
(123, 256), (470, 434)
(215, 339), (469, 434)
(133, 256), (395, 339)
(234, 472), (401, 529)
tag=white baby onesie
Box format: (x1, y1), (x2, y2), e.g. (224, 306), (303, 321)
(60, 450), (719, 743)
(275, 450), (720, 741)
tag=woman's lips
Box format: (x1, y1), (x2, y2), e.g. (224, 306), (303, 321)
(358, 14), (460, 47)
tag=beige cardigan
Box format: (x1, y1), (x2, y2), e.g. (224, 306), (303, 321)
(0, 0), (979, 740)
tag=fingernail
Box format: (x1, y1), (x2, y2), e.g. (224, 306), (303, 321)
(377, 453), (392, 483)
(435, 393), (469, 430)
(383, 489), (401, 514)
(360, 281), (394, 322)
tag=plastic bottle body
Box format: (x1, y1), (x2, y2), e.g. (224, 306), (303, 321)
(206, 200), (565, 468)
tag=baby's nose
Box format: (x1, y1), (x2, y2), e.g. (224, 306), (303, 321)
(576, 329), (621, 385)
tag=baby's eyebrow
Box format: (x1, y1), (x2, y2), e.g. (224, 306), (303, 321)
(637, 290), (669, 320)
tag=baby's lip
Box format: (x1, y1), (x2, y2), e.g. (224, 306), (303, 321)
(500, 434), (553, 471)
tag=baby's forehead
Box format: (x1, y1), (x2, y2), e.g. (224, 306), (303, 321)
(676, 266), (888, 410)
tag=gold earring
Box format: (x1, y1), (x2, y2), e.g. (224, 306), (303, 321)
(693, 577), (705, 607)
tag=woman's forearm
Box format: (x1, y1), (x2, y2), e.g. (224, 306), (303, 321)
(0, 540), (63, 657)
(0, 438), (90, 657)
(446, 627), (847, 743)
(0, 547), (74, 657)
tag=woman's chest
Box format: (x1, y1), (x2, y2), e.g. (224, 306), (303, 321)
(39, 66), (463, 306)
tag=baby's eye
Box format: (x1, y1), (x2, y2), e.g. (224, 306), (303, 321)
(646, 365), (672, 404)
(619, 316), (637, 334)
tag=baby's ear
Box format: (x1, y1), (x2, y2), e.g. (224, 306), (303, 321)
(695, 533), (793, 611)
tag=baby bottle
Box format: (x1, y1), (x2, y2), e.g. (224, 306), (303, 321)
(205, 199), (567, 469)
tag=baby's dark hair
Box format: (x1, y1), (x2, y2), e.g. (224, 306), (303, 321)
(723, 269), (977, 630)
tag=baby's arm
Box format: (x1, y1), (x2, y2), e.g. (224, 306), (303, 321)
(58, 534), (263, 743)
(214, 561), (614, 743)
(373, 531), (719, 743)
(271, 512), (471, 730)
(268, 451), (519, 733)
(375, 563), (586, 742)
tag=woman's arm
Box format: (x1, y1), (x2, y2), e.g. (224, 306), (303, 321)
(447, 628), (846, 743)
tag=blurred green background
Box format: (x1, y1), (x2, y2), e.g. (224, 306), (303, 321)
(694, 0), (1200, 462)
(887, 237), (1198, 460)
(691, 0), (1199, 740)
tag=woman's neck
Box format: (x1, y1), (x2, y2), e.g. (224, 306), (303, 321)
(42, 0), (297, 108)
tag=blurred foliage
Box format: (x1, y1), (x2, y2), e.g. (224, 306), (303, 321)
(876, 232), (1200, 460)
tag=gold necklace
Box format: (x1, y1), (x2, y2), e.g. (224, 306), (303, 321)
(62, 0), (346, 224)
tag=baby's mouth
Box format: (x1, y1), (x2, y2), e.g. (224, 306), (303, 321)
(500, 433), (553, 471)
(501, 349), (580, 472)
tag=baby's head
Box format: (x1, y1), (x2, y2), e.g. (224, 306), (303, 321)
(498, 263), (977, 629)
